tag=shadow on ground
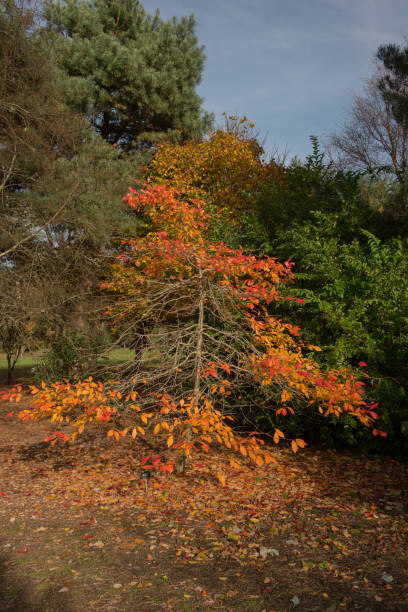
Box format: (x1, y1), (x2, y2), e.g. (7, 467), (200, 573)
(0, 554), (74, 612)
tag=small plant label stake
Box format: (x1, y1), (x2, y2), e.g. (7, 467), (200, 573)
(141, 469), (151, 493)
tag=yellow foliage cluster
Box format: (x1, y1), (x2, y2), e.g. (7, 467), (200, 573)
(149, 117), (283, 220)
(7, 379), (276, 471)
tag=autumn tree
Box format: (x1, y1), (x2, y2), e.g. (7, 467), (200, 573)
(5, 178), (383, 475)
(43, 0), (213, 150)
(149, 116), (283, 222)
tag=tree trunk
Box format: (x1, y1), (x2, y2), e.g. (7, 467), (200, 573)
(176, 267), (204, 474)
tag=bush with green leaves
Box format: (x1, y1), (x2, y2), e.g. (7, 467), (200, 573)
(270, 213), (408, 457)
(255, 137), (368, 243)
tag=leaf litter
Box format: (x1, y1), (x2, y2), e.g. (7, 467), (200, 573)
(0, 394), (407, 611)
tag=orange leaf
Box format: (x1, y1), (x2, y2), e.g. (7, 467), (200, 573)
(255, 455), (264, 467)
(295, 438), (306, 448)
(291, 440), (298, 453)
(131, 428), (137, 438)
(239, 445), (247, 457)
(167, 435), (174, 448)
(217, 473), (226, 486)
(153, 423), (161, 435)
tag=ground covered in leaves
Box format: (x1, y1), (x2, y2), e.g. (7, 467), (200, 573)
(0, 393), (407, 611)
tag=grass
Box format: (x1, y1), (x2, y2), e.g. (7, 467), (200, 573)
(98, 347), (134, 364)
(0, 348), (135, 384)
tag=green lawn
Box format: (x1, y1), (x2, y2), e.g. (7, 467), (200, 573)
(99, 347), (134, 364)
(0, 352), (43, 369)
(0, 348), (135, 384)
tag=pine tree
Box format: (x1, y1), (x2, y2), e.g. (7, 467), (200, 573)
(0, 1), (150, 378)
(377, 43), (408, 131)
(43, 0), (213, 150)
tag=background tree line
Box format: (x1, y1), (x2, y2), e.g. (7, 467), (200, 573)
(1, 0), (408, 458)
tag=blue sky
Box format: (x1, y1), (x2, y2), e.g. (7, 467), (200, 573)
(142, 0), (407, 160)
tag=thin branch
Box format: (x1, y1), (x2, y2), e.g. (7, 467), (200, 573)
(0, 180), (80, 259)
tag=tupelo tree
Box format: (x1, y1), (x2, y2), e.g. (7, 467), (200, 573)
(4, 177), (384, 479)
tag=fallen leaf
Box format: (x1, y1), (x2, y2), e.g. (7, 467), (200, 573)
(382, 574), (394, 583)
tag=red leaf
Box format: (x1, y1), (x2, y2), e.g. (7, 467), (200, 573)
(159, 463), (174, 474)
(18, 547), (28, 554)
(358, 361), (368, 367)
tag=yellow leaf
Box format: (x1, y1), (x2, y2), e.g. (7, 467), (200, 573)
(229, 458), (240, 469)
(153, 423), (160, 435)
(132, 428), (137, 439)
(141, 414), (148, 424)
(217, 473), (226, 486)
(137, 426), (145, 435)
(167, 435), (174, 448)
(281, 389), (292, 403)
